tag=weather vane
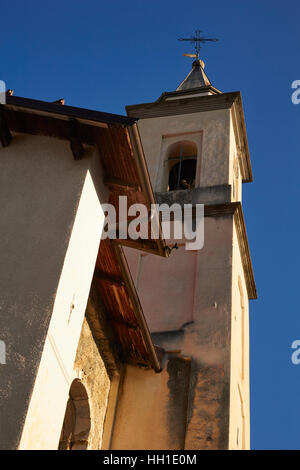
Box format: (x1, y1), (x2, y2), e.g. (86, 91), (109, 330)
(178, 29), (218, 59)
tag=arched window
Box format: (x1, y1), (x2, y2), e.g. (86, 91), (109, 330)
(167, 141), (198, 191)
(58, 379), (91, 450)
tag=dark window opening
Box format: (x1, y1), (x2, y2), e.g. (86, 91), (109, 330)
(168, 159), (197, 191)
(166, 140), (198, 191)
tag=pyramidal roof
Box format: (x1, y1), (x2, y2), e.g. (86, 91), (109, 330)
(176, 59), (211, 91)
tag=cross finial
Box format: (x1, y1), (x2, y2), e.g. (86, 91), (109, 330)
(178, 29), (218, 59)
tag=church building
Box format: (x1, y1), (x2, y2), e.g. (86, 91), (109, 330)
(0, 50), (256, 450)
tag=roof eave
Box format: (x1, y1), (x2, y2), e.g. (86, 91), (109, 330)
(5, 95), (138, 127)
(156, 85), (223, 102)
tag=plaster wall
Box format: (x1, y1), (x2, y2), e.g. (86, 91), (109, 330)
(125, 215), (233, 449)
(127, 248), (197, 332)
(110, 357), (191, 450)
(228, 222), (250, 449)
(0, 134), (108, 449)
(136, 109), (231, 191)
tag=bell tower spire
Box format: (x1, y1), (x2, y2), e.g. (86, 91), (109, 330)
(176, 29), (219, 93)
(125, 35), (256, 449)
(176, 59), (211, 91)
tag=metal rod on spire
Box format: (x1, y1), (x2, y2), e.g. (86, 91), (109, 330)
(178, 29), (218, 59)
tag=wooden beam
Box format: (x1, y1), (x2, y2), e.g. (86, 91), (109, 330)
(108, 318), (138, 331)
(113, 244), (162, 372)
(69, 118), (84, 160)
(94, 268), (125, 287)
(113, 237), (160, 255)
(104, 177), (142, 192)
(0, 105), (12, 147)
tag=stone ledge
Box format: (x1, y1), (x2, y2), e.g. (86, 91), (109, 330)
(155, 185), (232, 206)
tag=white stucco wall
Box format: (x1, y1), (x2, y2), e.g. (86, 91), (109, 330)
(136, 109), (231, 191)
(229, 222), (250, 449)
(0, 133), (108, 449)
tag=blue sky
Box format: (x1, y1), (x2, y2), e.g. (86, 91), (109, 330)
(1, 0), (300, 450)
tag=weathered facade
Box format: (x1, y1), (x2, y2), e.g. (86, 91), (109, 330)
(0, 96), (167, 449)
(0, 57), (255, 450)
(122, 59), (256, 450)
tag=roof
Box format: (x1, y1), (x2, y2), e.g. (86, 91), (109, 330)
(94, 241), (162, 370)
(0, 94), (168, 371)
(176, 59), (211, 91)
(6, 94), (137, 126)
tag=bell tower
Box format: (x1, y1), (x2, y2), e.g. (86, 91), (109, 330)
(124, 37), (256, 450)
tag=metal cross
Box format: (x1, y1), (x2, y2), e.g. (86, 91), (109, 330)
(178, 29), (218, 59)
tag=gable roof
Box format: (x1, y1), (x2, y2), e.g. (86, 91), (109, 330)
(0, 94), (168, 371)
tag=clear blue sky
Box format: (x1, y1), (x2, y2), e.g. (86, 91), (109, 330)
(1, 0), (300, 450)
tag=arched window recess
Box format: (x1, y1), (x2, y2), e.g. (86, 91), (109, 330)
(166, 141), (198, 191)
(58, 379), (91, 450)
